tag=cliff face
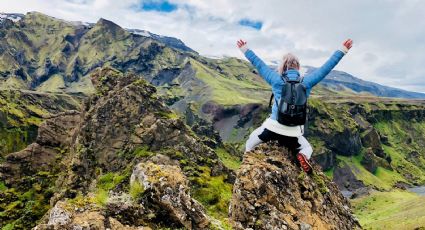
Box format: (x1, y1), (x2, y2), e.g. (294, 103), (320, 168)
(0, 90), (81, 156)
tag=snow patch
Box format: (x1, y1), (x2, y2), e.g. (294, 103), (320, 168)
(0, 13), (23, 22)
(128, 29), (151, 37)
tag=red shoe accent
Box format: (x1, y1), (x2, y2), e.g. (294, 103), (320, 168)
(297, 153), (312, 173)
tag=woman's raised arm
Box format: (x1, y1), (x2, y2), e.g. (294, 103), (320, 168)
(237, 39), (280, 86)
(303, 39), (353, 89)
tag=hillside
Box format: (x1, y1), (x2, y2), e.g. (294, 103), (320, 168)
(307, 67), (425, 99)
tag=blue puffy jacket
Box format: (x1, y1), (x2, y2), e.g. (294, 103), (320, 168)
(244, 49), (345, 120)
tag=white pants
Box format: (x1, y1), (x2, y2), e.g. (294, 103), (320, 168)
(245, 124), (313, 159)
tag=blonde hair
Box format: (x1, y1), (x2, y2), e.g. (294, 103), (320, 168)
(278, 53), (300, 75)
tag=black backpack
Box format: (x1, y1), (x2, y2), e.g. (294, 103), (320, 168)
(269, 72), (308, 126)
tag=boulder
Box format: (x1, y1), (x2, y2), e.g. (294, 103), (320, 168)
(34, 201), (150, 230)
(131, 160), (210, 229)
(361, 128), (385, 158)
(333, 162), (365, 191)
(229, 143), (361, 230)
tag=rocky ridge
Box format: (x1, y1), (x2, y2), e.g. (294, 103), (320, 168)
(230, 144), (360, 230)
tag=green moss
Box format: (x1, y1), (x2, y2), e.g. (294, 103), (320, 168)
(374, 120), (425, 185)
(129, 180), (145, 200)
(97, 172), (126, 191)
(155, 111), (179, 120)
(1, 223), (15, 230)
(215, 148), (241, 171)
(311, 173), (329, 194)
(323, 167), (334, 179)
(94, 189), (108, 206)
(191, 166), (233, 227)
(133, 146), (155, 158)
(0, 181), (7, 191)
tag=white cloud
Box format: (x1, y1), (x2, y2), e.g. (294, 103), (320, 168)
(1, 0), (425, 92)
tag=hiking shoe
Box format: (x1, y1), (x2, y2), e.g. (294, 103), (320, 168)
(297, 153), (312, 173)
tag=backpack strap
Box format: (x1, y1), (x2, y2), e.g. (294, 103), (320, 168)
(298, 75), (304, 83)
(269, 94), (274, 108)
(281, 72), (290, 82)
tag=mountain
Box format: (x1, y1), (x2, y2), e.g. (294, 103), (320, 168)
(2, 11), (425, 229)
(127, 28), (196, 53)
(0, 13), (24, 22)
(308, 67), (425, 99)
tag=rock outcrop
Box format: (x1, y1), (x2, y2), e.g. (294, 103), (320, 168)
(34, 201), (151, 230)
(131, 159), (210, 229)
(229, 143), (361, 230)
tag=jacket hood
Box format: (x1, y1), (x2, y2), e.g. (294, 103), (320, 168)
(283, 69), (301, 81)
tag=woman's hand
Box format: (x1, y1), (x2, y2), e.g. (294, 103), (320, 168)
(237, 39), (247, 48)
(237, 39), (249, 53)
(343, 39), (353, 50)
(341, 39), (353, 53)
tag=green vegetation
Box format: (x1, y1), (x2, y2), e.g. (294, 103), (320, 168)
(323, 167), (334, 179)
(0, 177), (55, 229)
(191, 166), (233, 229)
(156, 111), (179, 120)
(215, 148), (241, 171)
(337, 154), (399, 190)
(374, 120), (425, 185)
(191, 59), (269, 105)
(97, 172), (126, 191)
(0, 181), (7, 191)
(129, 180), (145, 200)
(133, 146), (155, 158)
(94, 189), (109, 206)
(352, 190), (425, 229)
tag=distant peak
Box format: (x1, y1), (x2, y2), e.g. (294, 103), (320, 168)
(96, 18), (120, 28)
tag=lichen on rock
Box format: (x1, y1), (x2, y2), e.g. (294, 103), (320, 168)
(131, 158), (210, 229)
(229, 143), (361, 230)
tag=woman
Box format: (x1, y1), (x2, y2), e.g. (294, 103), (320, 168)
(237, 38), (353, 173)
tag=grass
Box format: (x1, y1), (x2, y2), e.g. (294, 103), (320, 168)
(352, 190), (425, 229)
(323, 167), (334, 179)
(0, 181), (7, 191)
(374, 120), (425, 184)
(337, 154), (393, 190)
(129, 180), (145, 200)
(94, 189), (109, 206)
(133, 146), (155, 158)
(97, 172), (126, 191)
(191, 59), (269, 105)
(191, 166), (233, 228)
(215, 148), (241, 171)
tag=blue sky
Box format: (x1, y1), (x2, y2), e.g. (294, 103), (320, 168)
(1, 0), (425, 92)
(139, 0), (177, 12)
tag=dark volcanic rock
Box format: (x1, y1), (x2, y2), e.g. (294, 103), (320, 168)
(331, 129), (362, 156)
(229, 143), (361, 230)
(312, 148), (336, 171)
(333, 162), (366, 191)
(361, 128), (384, 157)
(360, 148), (378, 173)
(0, 111), (81, 185)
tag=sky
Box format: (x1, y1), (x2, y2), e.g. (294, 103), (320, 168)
(1, 0), (425, 92)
